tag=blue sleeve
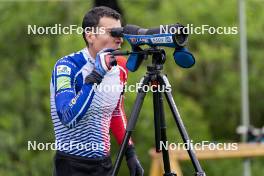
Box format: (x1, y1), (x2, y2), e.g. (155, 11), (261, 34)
(53, 59), (95, 128)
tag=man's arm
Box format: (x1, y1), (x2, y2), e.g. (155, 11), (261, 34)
(110, 85), (144, 176)
(110, 57), (144, 176)
(110, 94), (133, 146)
(53, 59), (97, 129)
(54, 49), (113, 129)
(110, 56), (132, 146)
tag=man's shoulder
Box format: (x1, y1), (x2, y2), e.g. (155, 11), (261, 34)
(55, 49), (88, 71)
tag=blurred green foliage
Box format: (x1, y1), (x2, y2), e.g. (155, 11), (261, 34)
(0, 0), (263, 175)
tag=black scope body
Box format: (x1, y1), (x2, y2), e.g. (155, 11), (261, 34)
(110, 24), (188, 47)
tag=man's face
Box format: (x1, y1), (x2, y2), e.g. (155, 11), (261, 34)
(88, 16), (123, 55)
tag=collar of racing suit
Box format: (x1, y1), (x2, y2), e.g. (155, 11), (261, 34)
(82, 47), (95, 65)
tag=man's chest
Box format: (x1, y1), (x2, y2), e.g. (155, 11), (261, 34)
(75, 63), (123, 108)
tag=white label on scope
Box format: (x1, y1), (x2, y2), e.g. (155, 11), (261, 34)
(150, 36), (173, 44)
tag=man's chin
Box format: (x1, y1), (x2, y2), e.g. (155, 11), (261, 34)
(100, 44), (121, 51)
(112, 45), (121, 50)
(112, 44), (122, 49)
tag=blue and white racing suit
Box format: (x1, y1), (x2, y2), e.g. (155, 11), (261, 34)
(50, 48), (132, 158)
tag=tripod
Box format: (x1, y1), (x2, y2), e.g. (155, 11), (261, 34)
(111, 48), (206, 176)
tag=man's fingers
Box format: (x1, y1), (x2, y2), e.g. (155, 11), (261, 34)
(109, 55), (117, 66)
(104, 54), (116, 70)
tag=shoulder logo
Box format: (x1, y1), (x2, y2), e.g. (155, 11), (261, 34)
(57, 65), (71, 75)
(56, 76), (71, 91)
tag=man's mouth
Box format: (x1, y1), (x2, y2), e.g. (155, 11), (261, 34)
(115, 41), (121, 45)
(115, 41), (122, 48)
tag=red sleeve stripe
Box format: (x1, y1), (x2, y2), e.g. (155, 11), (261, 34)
(117, 65), (127, 82)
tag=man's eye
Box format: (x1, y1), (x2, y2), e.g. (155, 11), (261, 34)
(105, 31), (111, 35)
(103, 28), (111, 35)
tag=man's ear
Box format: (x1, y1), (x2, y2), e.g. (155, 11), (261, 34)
(85, 31), (95, 45)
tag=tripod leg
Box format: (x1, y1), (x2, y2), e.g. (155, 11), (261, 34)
(160, 75), (206, 176)
(153, 87), (161, 152)
(111, 76), (150, 176)
(154, 89), (176, 175)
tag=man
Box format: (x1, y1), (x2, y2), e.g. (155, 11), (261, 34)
(50, 6), (144, 176)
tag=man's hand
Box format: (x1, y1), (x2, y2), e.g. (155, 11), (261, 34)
(94, 48), (117, 77)
(125, 146), (144, 176)
(126, 156), (144, 176)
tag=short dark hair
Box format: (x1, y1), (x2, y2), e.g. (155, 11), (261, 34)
(82, 6), (121, 45)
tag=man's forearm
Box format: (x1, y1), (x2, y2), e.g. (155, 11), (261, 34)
(56, 83), (95, 128)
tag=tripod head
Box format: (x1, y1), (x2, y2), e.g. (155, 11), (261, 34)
(111, 47), (165, 72)
(111, 45), (195, 72)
